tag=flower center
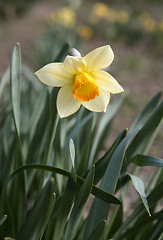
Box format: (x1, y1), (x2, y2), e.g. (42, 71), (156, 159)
(73, 72), (99, 102)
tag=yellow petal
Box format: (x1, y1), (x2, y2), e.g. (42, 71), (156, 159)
(35, 63), (73, 87)
(57, 84), (81, 118)
(92, 70), (124, 94)
(84, 45), (114, 72)
(63, 56), (86, 74)
(82, 88), (110, 112)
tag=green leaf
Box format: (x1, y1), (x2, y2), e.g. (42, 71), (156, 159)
(0, 215), (7, 226)
(133, 154), (163, 167)
(89, 95), (124, 165)
(144, 212), (163, 240)
(69, 138), (75, 167)
(28, 88), (48, 141)
(91, 185), (121, 205)
(1, 111), (12, 156)
(69, 138), (76, 182)
(0, 67), (10, 101)
(8, 136), (25, 233)
(94, 128), (127, 184)
(17, 178), (55, 240)
(147, 180), (163, 209)
(10, 164), (121, 205)
(22, 64), (41, 91)
(48, 177), (76, 240)
(54, 43), (70, 62)
(26, 90), (54, 165)
(109, 174), (163, 239)
(106, 205), (123, 238)
(63, 165), (95, 240)
(4, 238), (15, 240)
(64, 112), (93, 151)
(76, 111), (95, 176)
(84, 130), (136, 237)
(146, 168), (163, 195)
(130, 92), (162, 131)
(45, 113), (59, 165)
(9, 46), (24, 217)
(128, 174), (151, 216)
(87, 219), (106, 240)
(118, 210), (163, 239)
(10, 43), (21, 137)
(126, 100), (163, 164)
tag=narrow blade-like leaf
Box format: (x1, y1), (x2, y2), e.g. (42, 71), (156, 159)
(54, 43), (70, 62)
(133, 154), (163, 167)
(130, 92), (162, 131)
(126, 100), (163, 163)
(10, 164), (121, 204)
(94, 128), (127, 184)
(48, 177), (76, 240)
(17, 178), (55, 240)
(10, 43), (21, 137)
(63, 166), (95, 240)
(84, 130), (136, 237)
(0, 215), (7, 226)
(69, 138), (76, 182)
(89, 95), (124, 165)
(87, 219), (106, 240)
(69, 138), (75, 167)
(128, 174), (151, 216)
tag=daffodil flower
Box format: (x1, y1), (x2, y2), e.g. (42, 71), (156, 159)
(35, 45), (124, 118)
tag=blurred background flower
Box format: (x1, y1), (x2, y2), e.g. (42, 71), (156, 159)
(138, 12), (157, 32)
(78, 25), (93, 40)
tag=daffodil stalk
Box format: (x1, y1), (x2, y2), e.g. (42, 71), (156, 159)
(35, 45), (124, 118)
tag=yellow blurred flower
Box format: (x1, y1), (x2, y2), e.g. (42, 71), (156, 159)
(158, 19), (163, 31)
(139, 12), (157, 32)
(35, 46), (123, 118)
(45, 7), (76, 29)
(57, 7), (76, 28)
(79, 25), (93, 40)
(116, 10), (129, 24)
(91, 3), (129, 25)
(92, 2), (110, 18)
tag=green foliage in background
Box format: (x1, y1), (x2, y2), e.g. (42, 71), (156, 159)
(0, 43), (163, 240)
(0, 0), (39, 19)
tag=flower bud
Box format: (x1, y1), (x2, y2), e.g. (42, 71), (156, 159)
(68, 48), (81, 57)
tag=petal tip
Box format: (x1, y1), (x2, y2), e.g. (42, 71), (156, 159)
(59, 114), (64, 118)
(103, 104), (108, 113)
(106, 45), (114, 61)
(119, 86), (124, 92)
(34, 71), (39, 78)
(34, 69), (42, 79)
